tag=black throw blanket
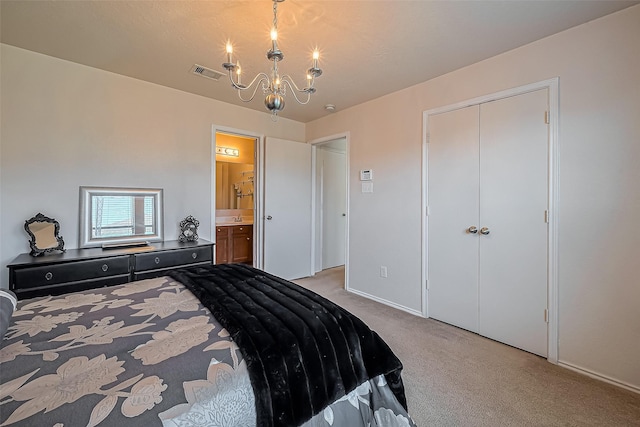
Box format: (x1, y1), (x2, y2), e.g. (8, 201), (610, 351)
(169, 264), (407, 427)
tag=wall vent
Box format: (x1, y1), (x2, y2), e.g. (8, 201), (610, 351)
(190, 64), (224, 81)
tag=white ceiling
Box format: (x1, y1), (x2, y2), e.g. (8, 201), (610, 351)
(1, 1), (637, 123)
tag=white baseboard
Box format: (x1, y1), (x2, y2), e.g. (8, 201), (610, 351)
(558, 361), (640, 395)
(346, 287), (424, 317)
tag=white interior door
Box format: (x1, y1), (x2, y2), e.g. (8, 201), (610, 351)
(263, 137), (312, 280)
(479, 89), (548, 356)
(427, 105), (480, 332)
(320, 147), (346, 270)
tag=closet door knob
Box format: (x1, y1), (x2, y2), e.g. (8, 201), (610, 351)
(266, 215), (273, 220)
(467, 226), (478, 234)
(480, 227), (490, 235)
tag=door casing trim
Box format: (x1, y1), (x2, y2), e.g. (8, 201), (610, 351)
(211, 125), (264, 269)
(309, 132), (351, 291)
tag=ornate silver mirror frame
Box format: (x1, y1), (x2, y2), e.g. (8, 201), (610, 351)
(179, 215), (200, 242)
(24, 213), (65, 256)
(79, 186), (164, 248)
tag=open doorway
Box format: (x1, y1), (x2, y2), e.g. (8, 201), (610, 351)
(311, 135), (349, 284)
(213, 130), (259, 267)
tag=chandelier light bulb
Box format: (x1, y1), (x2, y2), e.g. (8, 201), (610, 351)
(226, 42), (233, 64)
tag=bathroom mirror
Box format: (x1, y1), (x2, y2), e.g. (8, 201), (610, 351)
(216, 162), (254, 209)
(79, 186), (163, 248)
(25, 213), (65, 256)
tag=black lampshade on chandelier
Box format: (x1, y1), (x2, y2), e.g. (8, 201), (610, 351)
(222, 0), (323, 119)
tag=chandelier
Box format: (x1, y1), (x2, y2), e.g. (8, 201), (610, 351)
(222, 0), (323, 119)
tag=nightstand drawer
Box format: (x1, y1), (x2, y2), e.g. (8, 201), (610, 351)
(16, 276), (131, 300)
(134, 246), (212, 272)
(13, 256), (130, 289)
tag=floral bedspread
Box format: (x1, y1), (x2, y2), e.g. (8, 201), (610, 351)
(0, 276), (414, 427)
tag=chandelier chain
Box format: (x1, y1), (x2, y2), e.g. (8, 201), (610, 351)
(273, 2), (278, 32)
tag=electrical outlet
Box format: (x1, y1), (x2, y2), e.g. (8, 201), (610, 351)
(380, 266), (388, 278)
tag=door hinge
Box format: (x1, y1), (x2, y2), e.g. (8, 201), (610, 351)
(544, 210), (549, 223)
(544, 111), (550, 124)
(544, 309), (549, 323)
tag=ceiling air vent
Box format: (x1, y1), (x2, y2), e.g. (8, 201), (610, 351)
(190, 64), (224, 81)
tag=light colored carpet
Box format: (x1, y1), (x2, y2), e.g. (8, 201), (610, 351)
(294, 266), (640, 427)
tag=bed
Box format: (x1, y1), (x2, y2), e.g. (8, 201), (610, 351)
(0, 263), (415, 427)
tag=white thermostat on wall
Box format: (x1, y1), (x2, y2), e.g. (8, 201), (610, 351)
(360, 169), (373, 181)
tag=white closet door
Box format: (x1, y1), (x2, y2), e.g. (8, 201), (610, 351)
(427, 105), (480, 332)
(479, 89), (549, 356)
(264, 138), (312, 280)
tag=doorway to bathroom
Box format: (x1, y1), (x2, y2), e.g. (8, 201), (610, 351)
(213, 130), (257, 266)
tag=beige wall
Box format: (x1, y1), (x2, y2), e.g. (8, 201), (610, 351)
(307, 5), (640, 390)
(0, 44), (304, 287)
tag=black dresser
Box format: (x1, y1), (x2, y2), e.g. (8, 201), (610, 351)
(7, 240), (213, 299)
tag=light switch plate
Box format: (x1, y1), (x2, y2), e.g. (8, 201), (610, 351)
(362, 182), (374, 193)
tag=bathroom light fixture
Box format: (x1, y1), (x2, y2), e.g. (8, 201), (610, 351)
(216, 146), (240, 157)
(222, 0), (323, 119)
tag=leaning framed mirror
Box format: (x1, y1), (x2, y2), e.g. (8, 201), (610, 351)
(79, 186), (164, 248)
(24, 213), (65, 256)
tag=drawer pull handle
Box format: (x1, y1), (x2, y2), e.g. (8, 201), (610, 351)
(239, 227), (243, 231)
(192, 252), (198, 259)
(102, 264), (109, 272)
(247, 237), (250, 240)
(45, 272), (53, 281)
(154, 257), (160, 264)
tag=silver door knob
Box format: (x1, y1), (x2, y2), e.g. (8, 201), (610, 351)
(467, 226), (478, 234)
(480, 227), (490, 235)
(266, 215), (272, 220)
